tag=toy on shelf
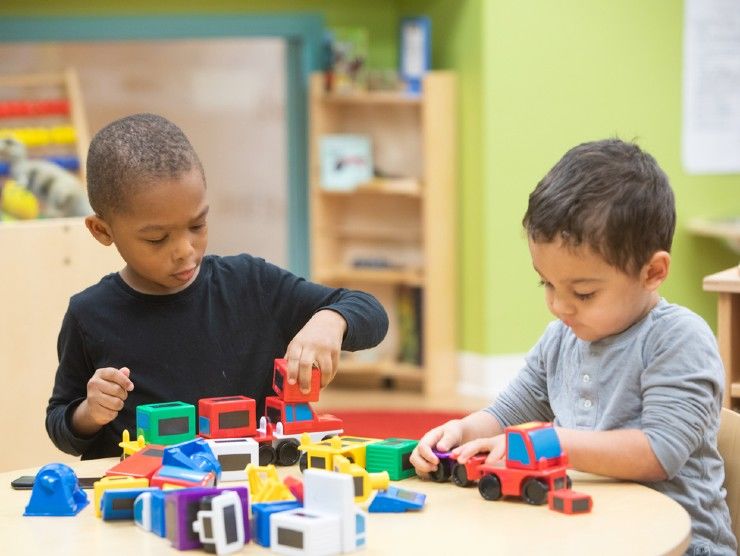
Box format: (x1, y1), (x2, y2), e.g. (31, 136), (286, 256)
(192, 491), (246, 555)
(451, 422), (571, 505)
(247, 464), (296, 503)
(298, 433), (380, 473)
(0, 98), (70, 118)
(368, 486), (426, 513)
(137, 401), (196, 446)
(0, 136), (91, 218)
(548, 489), (593, 515)
(23, 463), (89, 517)
(332, 454), (389, 503)
(0, 179), (39, 219)
(366, 438), (418, 480)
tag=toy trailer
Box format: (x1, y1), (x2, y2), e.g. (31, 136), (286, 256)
(548, 489), (593, 514)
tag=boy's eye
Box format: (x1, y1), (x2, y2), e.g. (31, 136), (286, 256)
(190, 223), (206, 231)
(145, 236), (167, 244)
(574, 291), (595, 301)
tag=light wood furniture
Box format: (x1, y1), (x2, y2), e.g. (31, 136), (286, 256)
(309, 72), (457, 397)
(0, 459), (691, 555)
(703, 266), (740, 408)
(0, 70), (122, 471)
(718, 407), (740, 546)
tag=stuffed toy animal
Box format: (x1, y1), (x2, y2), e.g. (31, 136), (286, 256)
(0, 136), (92, 218)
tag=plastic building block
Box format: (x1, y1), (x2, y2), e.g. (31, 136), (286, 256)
(106, 444), (165, 480)
(119, 429), (147, 458)
(93, 476), (150, 518)
(264, 397), (343, 437)
(548, 489), (593, 514)
(298, 434), (380, 472)
(101, 487), (158, 520)
(23, 463), (89, 516)
(270, 509), (342, 555)
(366, 438), (418, 480)
(252, 501), (303, 547)
(303, 469), (366, 552)
(150, 465), (216, 489)
(368, 486), (426, 513)
(164, 486), (249, 550)
(272, 358), (321, 402)
(134, 490), (165, 533)
(162, 438), (221, 479)
(283, 476), (304, 504)
(136, 401), (196, 445)
(206, 437), (260, 481)
(198, 395), (256, 439)
(192, 491), (246, 555)
(247, 464), (295, 503)
(332, 454), (389, 503)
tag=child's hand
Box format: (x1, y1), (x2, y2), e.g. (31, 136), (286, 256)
(73, 367), (134, 435)
(452, 434), (506, 465)
(284, 309), (347, 392)
(410, 419), (465, 477)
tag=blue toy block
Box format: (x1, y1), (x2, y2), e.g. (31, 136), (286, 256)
(368, 486), (426, 513)
(23, 463), (89, 516)
(251, 500), (302, 546)
(102, 487), (159, 520)
(163, 438), (222, 479)
(150, 490), (168, 537)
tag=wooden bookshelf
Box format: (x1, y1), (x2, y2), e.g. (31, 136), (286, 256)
(309, 72), (457, 396)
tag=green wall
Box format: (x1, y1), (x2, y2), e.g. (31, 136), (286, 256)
(3, 0), (737, 357)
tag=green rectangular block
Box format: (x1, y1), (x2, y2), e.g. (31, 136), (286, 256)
(366, 438), (418, 480)
(136, 401), (196, 445)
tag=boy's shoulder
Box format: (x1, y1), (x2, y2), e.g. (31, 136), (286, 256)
(647, 298), (713, 336)
(69, 272), (119, 310)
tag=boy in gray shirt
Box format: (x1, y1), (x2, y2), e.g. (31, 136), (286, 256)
(410, 139), (737, 555)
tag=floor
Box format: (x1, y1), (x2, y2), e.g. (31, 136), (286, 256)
(314, 386), (489, 413)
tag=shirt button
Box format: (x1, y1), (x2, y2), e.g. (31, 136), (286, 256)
(583, 374), (591, 383)
(583, 399), (592, 409)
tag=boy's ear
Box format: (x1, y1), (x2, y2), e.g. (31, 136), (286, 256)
(85, 214), (114, 246)
(642, 251), (671, 291)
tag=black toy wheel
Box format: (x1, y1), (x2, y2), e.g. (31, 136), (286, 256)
(478, 474), (502, 500)
(451, 463), (472, 487)
(277, 439), (301, 466)
(522, 478), (549, 505)
(430, 462), (451, 483)
(259, 444), (276, 466)
(299, 452), (308, 472)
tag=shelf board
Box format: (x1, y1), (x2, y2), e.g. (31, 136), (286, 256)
(316, 267), (424, 287)
(321, 89), (421, 106)
(338, 359), (423, 382)
(317, 178), (422, 198)
(321, 226), (420, 243)
(703, 266), (740, 294)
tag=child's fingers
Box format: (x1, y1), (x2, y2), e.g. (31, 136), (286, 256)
(485, 441), (506, 465)
(96, 367), (134, 392)
(316, 354), (334, 388)
(409, 446), (438, 475)
(435, 428), (461, 452)
(417, 429), (444, 463)
(297, 356), (315, 393)
(453, 438), (491, 463)
(284, 346), (301, 386)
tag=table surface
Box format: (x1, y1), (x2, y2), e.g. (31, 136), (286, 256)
(1, 459), (691, 556)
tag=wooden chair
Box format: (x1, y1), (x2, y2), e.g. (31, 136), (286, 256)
(718, 408), (740, 545)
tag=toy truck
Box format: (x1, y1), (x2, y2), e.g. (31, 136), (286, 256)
(450, 422), (571, 505)
(298, 434), (380, 472)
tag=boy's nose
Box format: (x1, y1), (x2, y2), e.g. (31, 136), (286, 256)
(550, 294), (575, 317)
(173, 237), (195, 260)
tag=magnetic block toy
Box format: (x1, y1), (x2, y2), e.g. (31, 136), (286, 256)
(198, 395), (256, 438)
(272, 358), (321, 402)
(368, 486), (426, 513)
(283, 476), (304, 504)
(119, 429), (147, 458)
(206, 437), (260, 481)
(264, 397), (343, 437)
(548, 489), (593, 514)
(101, 487), (159, 520)
(303, 468), (366, 552)
(134, 489), (168, 534)
(270, 509), (342, 556)
(137, 401), (196, 445)
(192, 491), (246, 555)
(162, 438), (221, 479)
(106, 444), (165, 480)
(332, 454), (389, 504)
(298, 434), (380, 473)
(164, 486), (249, 551)
(430, 449), (454, 482)
(365, 438), (418, 480)
(150, 465), (216, 489)
(93, 475), (150, 518)
(252, 501), (303, 547)
(247, 464), (295, 503)
(23, 463), (89, 517)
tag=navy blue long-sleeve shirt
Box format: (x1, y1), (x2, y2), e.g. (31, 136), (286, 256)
(46, 254), (388, 459)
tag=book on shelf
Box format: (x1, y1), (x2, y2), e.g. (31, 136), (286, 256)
(397, 285), (423, 366)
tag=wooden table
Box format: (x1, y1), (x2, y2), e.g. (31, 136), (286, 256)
(1, 459), (691, 556)
(703, 265), (740, 408)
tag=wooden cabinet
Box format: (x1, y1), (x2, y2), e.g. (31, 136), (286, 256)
(703, 266), (740, 409)
(309, 71), (457, 397)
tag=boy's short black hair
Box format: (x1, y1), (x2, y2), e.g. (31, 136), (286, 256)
(86, 113), (204, 217)
(523, 138), (675, 275)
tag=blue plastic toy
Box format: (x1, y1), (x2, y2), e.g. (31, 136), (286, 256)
(251, 500), (302, 546)
(23, 463), (89, 516)
(101, 487), (159, 520)
(368, 486), (426, 513)
(162, 438), (222, 479)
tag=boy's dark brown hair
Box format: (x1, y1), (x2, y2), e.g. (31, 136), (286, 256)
(86, 113), (204, 217)
(523, 138), (675, 275)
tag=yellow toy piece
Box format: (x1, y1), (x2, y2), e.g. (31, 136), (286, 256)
(119, 429), (147, 459)
(0, 179), (39, 219)
(246, 463), (295, 503)
(332, 454), (389, 503)
(298, 433), (380, 471)
(93, 476), (150, 518)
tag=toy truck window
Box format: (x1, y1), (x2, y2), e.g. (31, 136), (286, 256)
(158, 416), (189, 436)
(218, 453), (252, 472)
(266, 406), (281, 424)
(310, 456), (326, 469)
(507, 433), (530, 465)
(294, 404), (312, 421)
(219, 410), (249, 430)
(112, 497), (135, 511)
(529, 428), (562, 460)
(224, 504), (238, 543)
(277, 527), (304, 549)
(353, 476), (364, 498)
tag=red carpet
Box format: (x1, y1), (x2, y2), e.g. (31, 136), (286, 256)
(325, 409), (466, 440)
